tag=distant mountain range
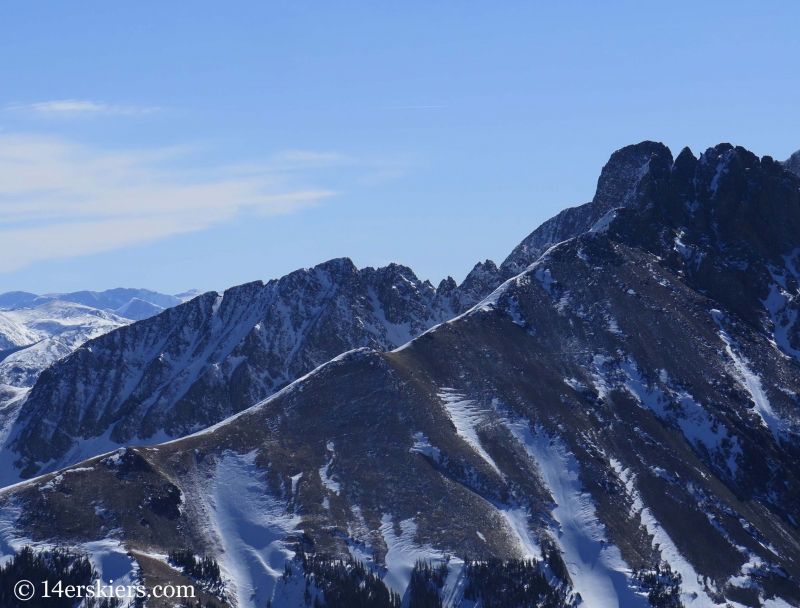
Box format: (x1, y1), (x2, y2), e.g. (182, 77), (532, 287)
(0, 287), (203, 321)
(0, 289), (203, 447)
(1, 143), (800, 607)
(0, 301), (129, 387)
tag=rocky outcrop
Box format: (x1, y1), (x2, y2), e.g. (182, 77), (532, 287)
(501, 141), (674, 275)
(7, 258), (497, 477)
(5, 141), (800, 604)
(783, 149), (800, 177)
(438, 260), (504, 315)
(10, 141), (800, 483)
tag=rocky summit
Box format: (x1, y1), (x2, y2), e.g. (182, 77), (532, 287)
(2, 257), (497, 480)
(1, 142), (800, 607)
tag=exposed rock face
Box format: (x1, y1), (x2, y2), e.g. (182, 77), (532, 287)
(0, 304), (130, 475)
(440, 259), (504, 315)
(7, 258), (496, 477)
(784, 149), (800, 178)
(501, 141), (674, 276)
(9, 141), (800, 485)
(4, 142), (800, 605)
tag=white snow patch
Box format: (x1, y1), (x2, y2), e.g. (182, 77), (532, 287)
(198, 451), (301, 608)
(708, 156), (730, 197)
(564, 377), (587, 392)
(712, 310), (787, 438)
(319, 442), (341, 496)
(761, 281), (800, 361)
(342, 512), (470, 607)
(505, 295), (527, 327)
(290, 472), (302, 498)
(506, 421), (648, 607)
(639, 507), (726, 607)
(409, 431), (442, 462)
(439, 559), (468, 608)
(534, 267), (556, 295)
(379, 515), (442, 598)
(438, 389), (501, 475)
(0, 387), (29, 451)
(83, 539), (139, 589)
(606, 313), (623, 336)
(497, 503), (541, 560)
(0, 501), (30, 565)
(590, 209), (619, 234)
(589, 354), (613, 400)
(619, 361), (742, 477)
(673, 234), (693, 259)
(609, 460), (729, 606)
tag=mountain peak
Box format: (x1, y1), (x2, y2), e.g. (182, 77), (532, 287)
(592, 140), (673, 209)
(673, 145), (697, 169)
(4, 141), (800, 605)
(436, 276), (458, 296)
(501, 141), (800, 277)
(501, 140), (675, 276)
(5, 255), (499, 477)
(782, 148), (800, 177)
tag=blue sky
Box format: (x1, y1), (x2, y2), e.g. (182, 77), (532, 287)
(1, 1), (799, 295)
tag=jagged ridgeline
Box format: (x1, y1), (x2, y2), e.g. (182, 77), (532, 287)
(1, 142), (800, 607)
(5, 141), (799, 485)
(4, 258), (504, 480)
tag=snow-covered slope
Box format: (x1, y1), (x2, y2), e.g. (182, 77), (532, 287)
(0, 313), (39, 351)
(5, 259), (502, 480)
(0, 303), (130, 474)
(0, 291), (40, 310)
(175, 289), (206, 303)
(0, 301), (129, 388)
(43, 287), (182, 313)
(0, 287), (185, 321)
(113, 297), (166, 321)
(2, 142), (800, 606)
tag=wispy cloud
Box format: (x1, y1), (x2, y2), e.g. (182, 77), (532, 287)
(272, 150), (353, 164)
(6, 99), (159, 117)
(0, 134), (335, 273)
(385, 105), (446, 109)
